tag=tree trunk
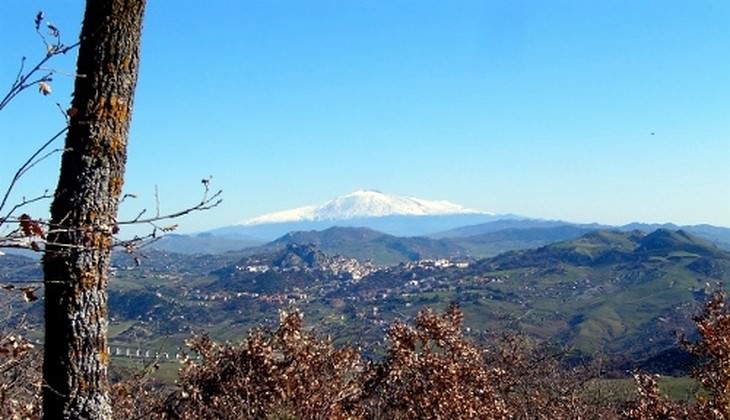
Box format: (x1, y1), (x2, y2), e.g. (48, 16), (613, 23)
(42, 1), (146, 418)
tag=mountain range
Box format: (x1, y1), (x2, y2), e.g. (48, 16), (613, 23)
(150, 190), (730, 258)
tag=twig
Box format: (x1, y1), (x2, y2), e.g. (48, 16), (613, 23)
(17, 148), (65, 180)
(154, 185), (160, 219)
(117, 183), (222, 226)
(0, 41), (78, 111)
(0, 127), (67, 218)
(0, 191), (52, 226)
(13, 57), (27, 87)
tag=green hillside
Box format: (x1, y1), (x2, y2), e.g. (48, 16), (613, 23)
(2, 228), (727, 373)
(270, 226), (469, 265)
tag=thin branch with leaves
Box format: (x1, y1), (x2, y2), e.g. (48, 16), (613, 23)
(0, 12), (223, 257)
(0, 12), (79, 111)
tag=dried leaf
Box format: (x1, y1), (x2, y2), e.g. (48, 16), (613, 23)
(19, 214), (33, 236)
(34, 11), (44, 31)
(19, 214), (45, 238)
(161, 224), (178, 232)
(20, 287), (38, 302)
(38, 81), (52, 96)
(47, 22), (59, 37)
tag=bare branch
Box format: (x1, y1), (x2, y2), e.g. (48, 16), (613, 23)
(13, 57), (27, 87)
(154, 185), (160, 219)
(55, 102), (70, 124)
(0, 41), (79, 111)
(0, 127), (67, 218)
(119, 193), (137, 205)
(117, 180), (223, 226)
(17, 147), (65, 180)
(0, 191), (53, 226)
(127, 209), (147, 224)
(1, 180), (222, 257)
(1, 11), (79, 112)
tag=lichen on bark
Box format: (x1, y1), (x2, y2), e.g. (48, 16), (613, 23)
(42, 1), (147, 419)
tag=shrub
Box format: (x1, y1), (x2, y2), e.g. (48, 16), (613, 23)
(0, 333), (41, 419)
(684, 287), (730, 419)
(162, 311), (366, 419)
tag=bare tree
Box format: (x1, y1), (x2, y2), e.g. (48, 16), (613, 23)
(41, 1), (147, 418)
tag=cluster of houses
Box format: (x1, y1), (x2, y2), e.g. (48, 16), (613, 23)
(234, 254), (380, 281)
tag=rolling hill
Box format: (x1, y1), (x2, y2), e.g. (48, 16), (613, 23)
(2, 228), (728, 373)
(269, 226), (469, 265)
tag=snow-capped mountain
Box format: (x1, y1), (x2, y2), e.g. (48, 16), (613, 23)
(206, 190), (509, 241)
(150, 191), (730, 255)
(242, 190), (484, 225)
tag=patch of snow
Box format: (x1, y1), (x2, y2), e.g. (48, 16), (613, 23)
(244, 205), (318, 225)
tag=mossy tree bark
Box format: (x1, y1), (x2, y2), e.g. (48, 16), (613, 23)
(42, 1), (146, 418)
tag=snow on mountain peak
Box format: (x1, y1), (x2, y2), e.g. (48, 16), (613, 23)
(240, 190), (486, 225)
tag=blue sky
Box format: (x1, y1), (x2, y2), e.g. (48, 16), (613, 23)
(1, 1), (728, 233)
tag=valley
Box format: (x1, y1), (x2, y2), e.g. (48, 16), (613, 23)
(3, 223), (729, 377)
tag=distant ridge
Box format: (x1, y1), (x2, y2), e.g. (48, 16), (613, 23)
(269, 226), (469, 266)
(148, 233), (263, 254)
(431, 219), (607, 238)
(432, 219), (730, 251)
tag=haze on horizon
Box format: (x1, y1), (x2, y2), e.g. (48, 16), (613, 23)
(0, 1), (728, 233)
